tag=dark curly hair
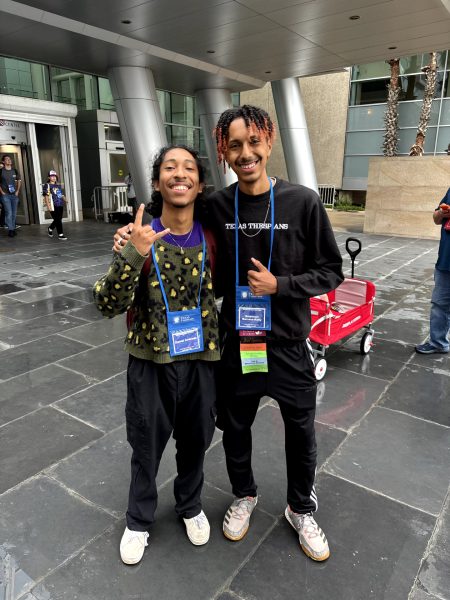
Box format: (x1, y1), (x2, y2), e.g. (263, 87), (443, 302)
(147, 144), (207, 221)
(214, 105), (276, 171)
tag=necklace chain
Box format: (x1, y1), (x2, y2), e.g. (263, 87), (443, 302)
(165, 226), (194, 254)
(236, 177), (275, 238)
(237, 196), (271, 238)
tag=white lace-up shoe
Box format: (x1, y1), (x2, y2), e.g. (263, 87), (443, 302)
(285, 506), (330, 561)
(223, 496), (258, 541)
(120, 527), (149, 564)
(183, 510), (210, 545)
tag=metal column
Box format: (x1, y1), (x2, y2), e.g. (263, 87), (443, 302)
(271, 78), (318, 193)
(108, 66), (167, 206)
(195, 88), (237, 190)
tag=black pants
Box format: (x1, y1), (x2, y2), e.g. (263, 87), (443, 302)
(49, 205), (64, 235)
(125, 356), (216, 531)
(218, 338), (318, 514)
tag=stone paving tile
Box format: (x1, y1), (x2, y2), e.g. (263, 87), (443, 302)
(60, 313), (127, 346)
(0, 364), (91, 426)
(315, 367), (387, 430)
(55, 372), (126, 432)
(0, 295), (87, 320)
(0, 406), (102, 494)
(3, 282), (85, 303)
(0, 335), (91, 381)
(29, 485), (275, 600)
(326, 407), (450, 516)
(57, 339), (128, 381)
(373, 315), (430, 345)
(204, 404), (346, 516)
(379, 364), (450, 427)
(409, 588), (443, 600)
(325, 344), (405, 381)
(0, 312), (88, 346)
(415, 494), (450, 600)
(228, 473), (435, 600)
(0, 476), (115, 598)
(64, 302), (107, 322)
(47, 426), (182, 517)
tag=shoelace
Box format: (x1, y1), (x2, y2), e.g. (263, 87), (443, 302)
(192, 512), (208, 529)
(127, 530), (149, 547)
(231, 498), (255, 521)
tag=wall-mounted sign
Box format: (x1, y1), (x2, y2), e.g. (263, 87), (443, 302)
(0, 119), (27, 144)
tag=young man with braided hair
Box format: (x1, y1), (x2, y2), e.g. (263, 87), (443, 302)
(208, 105), (343, 561)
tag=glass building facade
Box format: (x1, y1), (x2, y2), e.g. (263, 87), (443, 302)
(0, 56), (239, 161)
(344, 50), (450, 191)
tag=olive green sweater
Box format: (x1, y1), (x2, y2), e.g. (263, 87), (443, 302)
(93, 240), (220, 364)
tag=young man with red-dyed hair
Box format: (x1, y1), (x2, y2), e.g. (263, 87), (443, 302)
(208, 105), (343, 561)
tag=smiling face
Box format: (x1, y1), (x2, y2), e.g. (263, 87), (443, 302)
(154, 147), (203, 210)
(224, 118), (272, 195)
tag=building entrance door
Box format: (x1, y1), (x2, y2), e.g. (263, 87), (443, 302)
(0, 143), (33, 225)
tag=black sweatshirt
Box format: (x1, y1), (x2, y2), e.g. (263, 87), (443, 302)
(207, 179), (344, 342)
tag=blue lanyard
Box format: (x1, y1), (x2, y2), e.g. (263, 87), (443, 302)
(235, 178), (275, 285)
(151, 234), (206, 312)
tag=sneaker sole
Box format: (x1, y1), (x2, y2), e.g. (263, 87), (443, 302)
(186, 532), (210, 546)
(223, 523), (250, 541)
(120, 554), (144, 565)
(415, 349), (448, 354)
(285, 508), (330, 562)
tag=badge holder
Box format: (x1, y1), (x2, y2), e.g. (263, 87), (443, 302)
(151, 236), (206, 357)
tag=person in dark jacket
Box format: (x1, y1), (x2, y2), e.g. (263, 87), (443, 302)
(208, 105), (344, 561)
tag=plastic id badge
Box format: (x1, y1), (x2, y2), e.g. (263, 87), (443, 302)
(444, 219), (450, 231)
(167, 307), (204, 357)
(235, 286), (271, 331)
(8, 183), (15, 193)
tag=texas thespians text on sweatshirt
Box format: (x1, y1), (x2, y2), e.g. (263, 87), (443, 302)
(207, 179), (344, 342)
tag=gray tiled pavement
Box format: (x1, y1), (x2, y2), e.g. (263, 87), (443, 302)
(0, 217), (449, 600)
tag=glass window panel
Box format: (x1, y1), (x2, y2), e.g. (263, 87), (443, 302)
(398, 100), (440, 127)
(346, 131), (385, 154)
(398, 72), (445, 101)
(170, 93), (195, 126)
(399, 52), (446, 74)
(104, 125), (122, 142)
(231, 92), (240, 107)
(439, 99), (450, 124)
(352, 62), (390, 80)
(397, 127), (437, 154)
(347, 105), (386, 130)
(157, 90), (171, 123)
(0, 58), (49, 100)
(343, 156), (370, 178)
(98, 77), (114, 110)
(50, 67), (98, 109)
(436, 126), (450, 153)
(349, 79), (389, 105)
(109, 153), (128, 184)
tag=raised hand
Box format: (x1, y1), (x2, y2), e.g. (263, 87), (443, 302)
(112, 204), (169, 255)
(247, 257), (278, 295)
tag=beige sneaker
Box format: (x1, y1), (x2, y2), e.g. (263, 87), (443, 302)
(119, 527), (149, 565)
(285, 506), (330, 561)
(223, 496), (258, 541)
(183, 510), (210, 545)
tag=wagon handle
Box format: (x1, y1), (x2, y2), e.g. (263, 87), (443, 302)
(345, 237), (362, 278)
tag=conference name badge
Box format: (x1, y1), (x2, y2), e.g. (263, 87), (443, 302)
(167, 308), (204, 357)
(235, 285), (271, 330)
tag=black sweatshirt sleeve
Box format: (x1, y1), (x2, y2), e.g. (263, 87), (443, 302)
(276, 196), (344, 299)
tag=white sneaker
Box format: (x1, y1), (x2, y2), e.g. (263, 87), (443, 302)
(183, 510), (210, 545)
(119, 527), (149, 565)
(223, 496), (258, 541)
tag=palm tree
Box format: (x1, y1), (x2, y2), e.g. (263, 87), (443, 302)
(383, 58), (400, 156)
(409, 52), (437, 156)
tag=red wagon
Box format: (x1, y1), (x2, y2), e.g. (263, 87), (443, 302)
(309, 238), (376, 380)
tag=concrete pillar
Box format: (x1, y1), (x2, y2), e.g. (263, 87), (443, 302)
(108, 66), (167, 205)
(195, 88), (237, 190)
(271, 78), (318, 193)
